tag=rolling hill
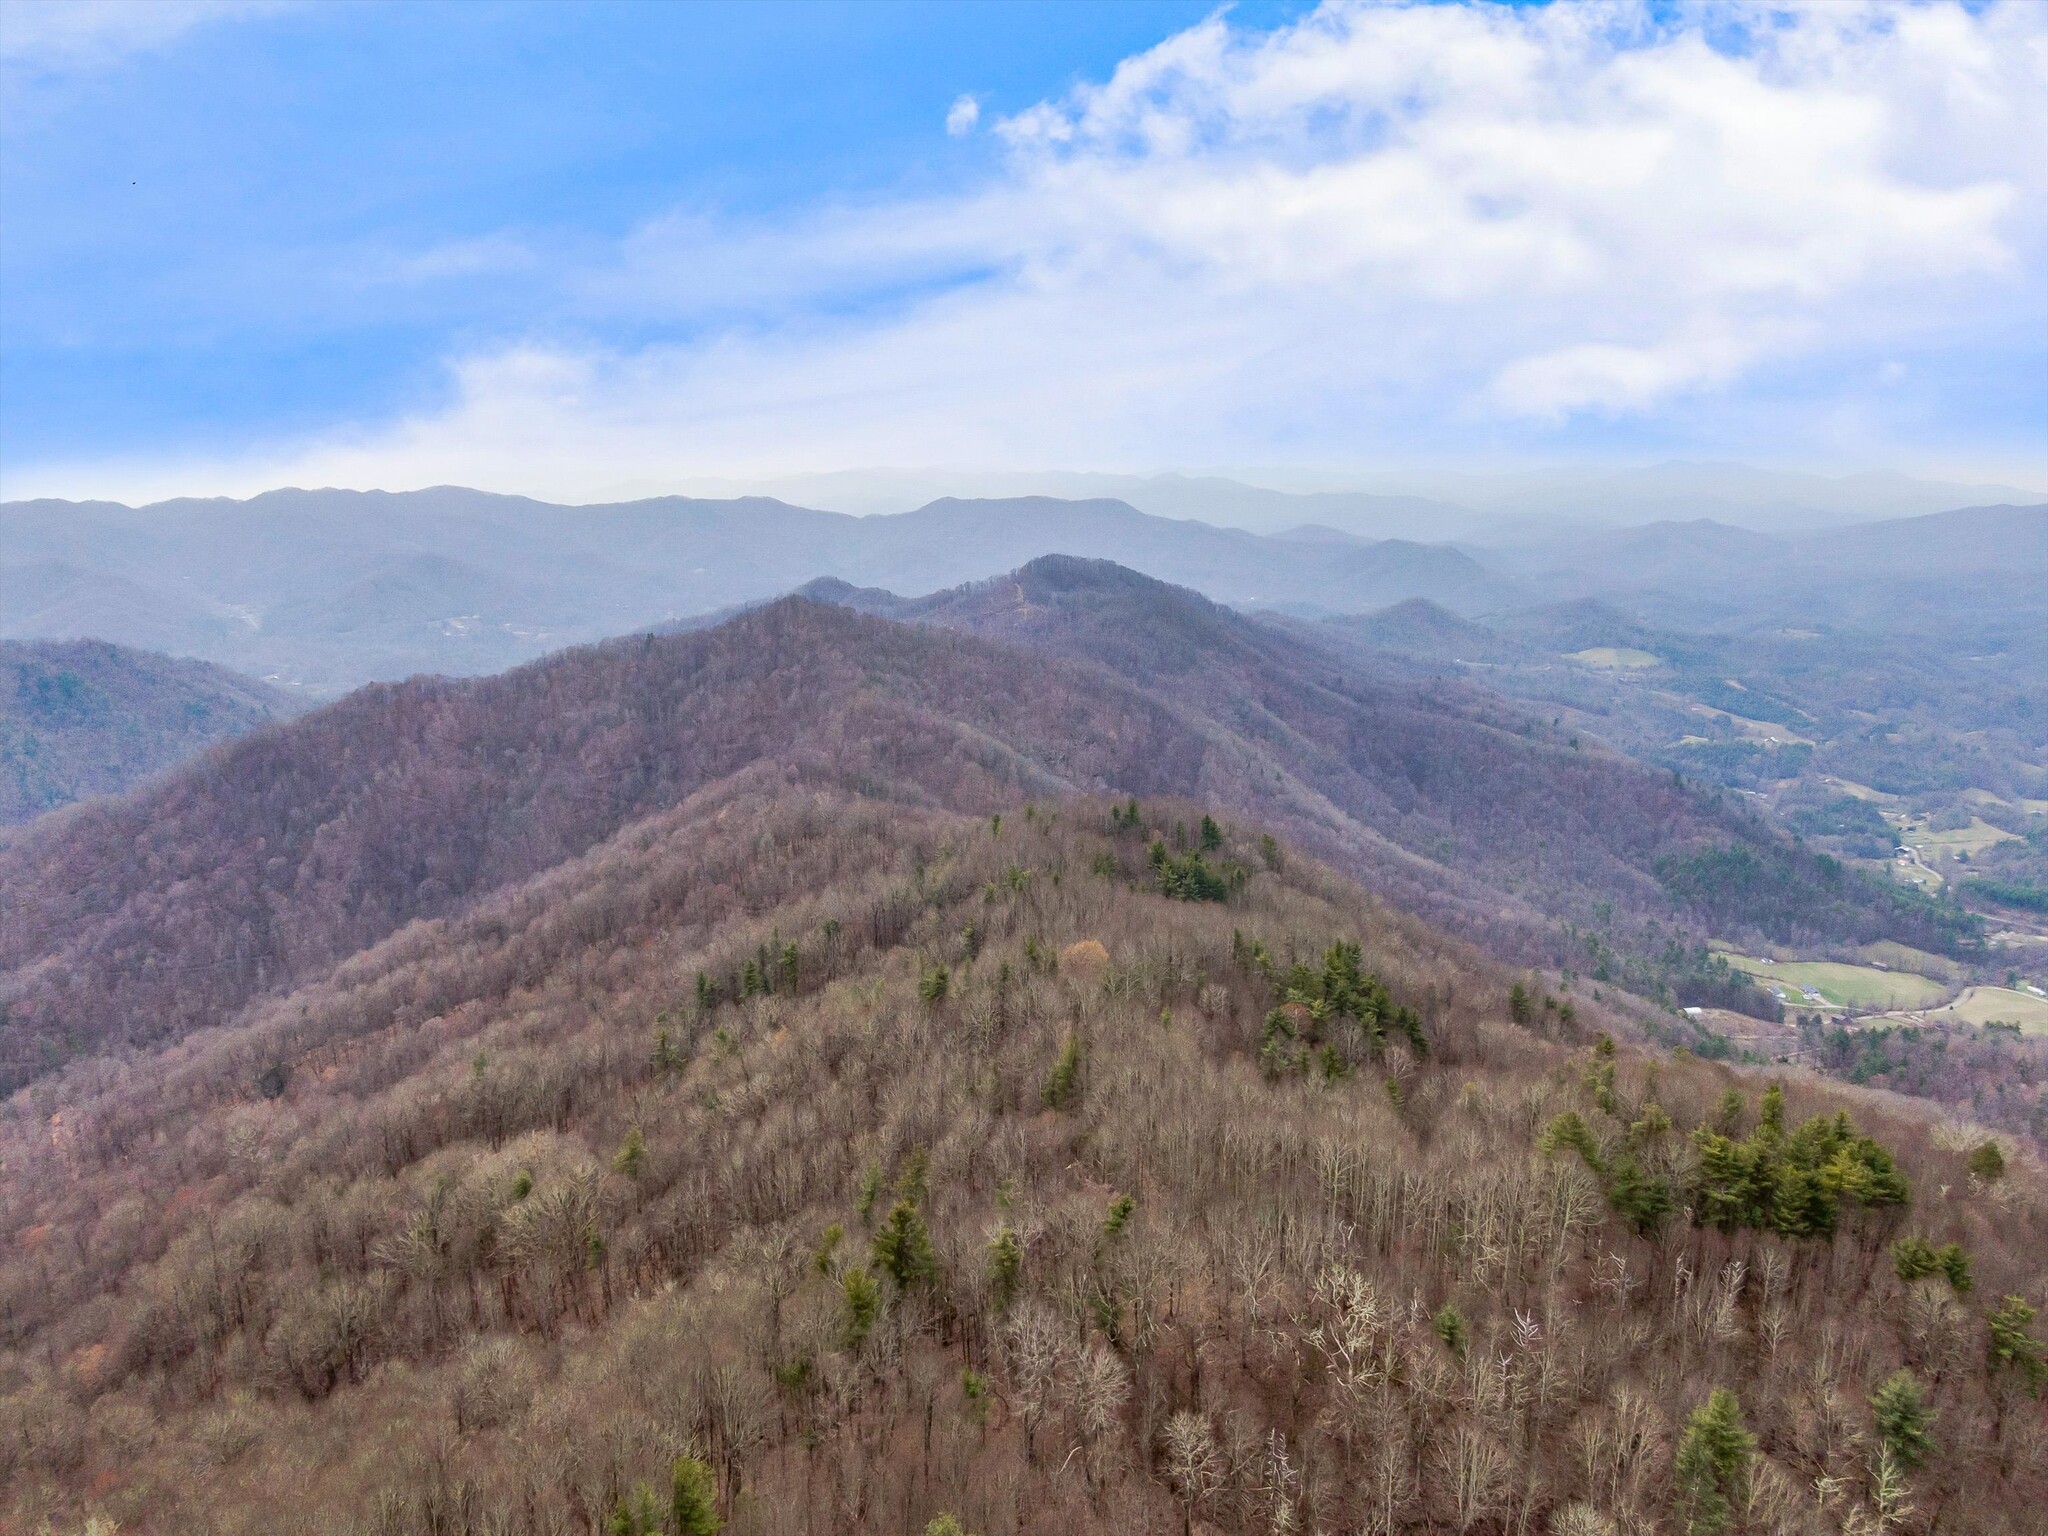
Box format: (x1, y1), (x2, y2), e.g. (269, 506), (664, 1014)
(796, 558), (1977, 964)
(1481, 504), (2048, 638)
(0, 639), (303, 825)
(3, 560), (1988, 1092)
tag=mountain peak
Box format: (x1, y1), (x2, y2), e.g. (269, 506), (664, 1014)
(1010, 552), (1182, 595)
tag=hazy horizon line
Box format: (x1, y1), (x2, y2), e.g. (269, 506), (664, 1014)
(6, 457), (2046, 515)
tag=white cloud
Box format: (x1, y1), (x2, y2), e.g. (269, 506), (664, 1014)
(366, 235), (541, 286)
(13, 0), (2045, 501)
(945, 93), (980, 136)
(0, 1), (285, 71)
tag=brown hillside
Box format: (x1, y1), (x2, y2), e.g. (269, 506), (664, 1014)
(804, 559), (1969, 965)
(0, 577), (1973, 1096)
(2, 786), (2041, 1534)
(0, 599), (1206, 1089)
(1, 638), (302, 826)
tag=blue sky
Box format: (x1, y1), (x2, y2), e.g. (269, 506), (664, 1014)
(2, 0), (2043, 501)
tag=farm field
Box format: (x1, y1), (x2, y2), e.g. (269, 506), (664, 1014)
(1726, 955), (1948, 1010)
(1858, 940), (1964, 981)
(1922, 986), (2048, 1033)
(1567, 646), (1658, 668)
(1893, 815), (2020, 856)
(1702, 706), (1813, 746)
(1822, 777), (1898, 804)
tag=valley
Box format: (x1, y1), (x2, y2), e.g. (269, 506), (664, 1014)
(1722, 957), (1948, 1014)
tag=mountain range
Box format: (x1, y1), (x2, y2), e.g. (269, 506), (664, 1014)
(659, 462), (2048, 536)
(3, 523), (2045, 1536)
(0, 488), (1514, 693)
(2, 557), (1983, 1097)
(7, 487), (2041, 697)
(1, 591), (2042, 1534)
(1481, 504), (2048, 634)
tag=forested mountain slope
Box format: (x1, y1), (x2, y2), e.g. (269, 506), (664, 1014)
(1477, 505), (2048, 638)
(3, 785), (2041, 1535)
(1, 574), (1977, 1094)
(800, 559), (1977, 971)
(0, 639), (301, 824)
(0, 599), (1220, 1090)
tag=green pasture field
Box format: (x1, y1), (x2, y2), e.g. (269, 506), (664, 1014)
(1895, 817), (2019, 857)
(1924, 986), (2048, 1033)
(1821, 777), (1897, 804)
(1859, 941), (1964, 982)
(1726, 955), (1948, 1011)
(1696, 705), (1812, 746)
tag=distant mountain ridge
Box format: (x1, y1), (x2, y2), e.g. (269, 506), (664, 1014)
(665, 461), (2047, 535)
(7, 487), (2039, 693)
(1483, 503), (2048, 636)
(0, 487), (1518, 692)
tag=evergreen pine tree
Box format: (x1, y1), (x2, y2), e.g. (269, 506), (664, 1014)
(1967, 1140), (2006, 1181)
(612, 1126), (646, 1178)
(1673, 1389), (1754, 1536)
(1433, 1303), (1468, 1358)
(1870, 1370), (1935, 1470)
(840, 1266), (880, 1348)
(871, 1198), (935, 1287)
(670, 1454), (722, 1536)
(987, 1226), (1022, 1312)
(1987, 1295), (2048, 1396)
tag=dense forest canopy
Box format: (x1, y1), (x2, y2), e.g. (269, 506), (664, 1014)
(3, 785), (2042, 1534)
(4, 579), (1935, 1096)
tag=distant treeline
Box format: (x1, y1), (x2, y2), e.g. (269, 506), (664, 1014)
(1964, 877), (2048, 913)
(1655, 843), (1981, 958)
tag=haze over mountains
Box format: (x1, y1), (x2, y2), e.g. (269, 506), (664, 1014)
(0, 639), (303, 824)
(4, 478), (2040, 695)
(665, 463), (2048, 536)
(1, 488), (1507, 692)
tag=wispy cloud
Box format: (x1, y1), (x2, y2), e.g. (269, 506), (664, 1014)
(945, 93), (980, 136)
(14, 0), (2045, 502)
(0, 0), (285, 71)
(366, 235), (542, 287)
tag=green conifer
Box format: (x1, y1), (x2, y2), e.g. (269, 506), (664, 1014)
(1870, 1370), (1935, 1470)
(1673, 1389), (1754, 1536)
